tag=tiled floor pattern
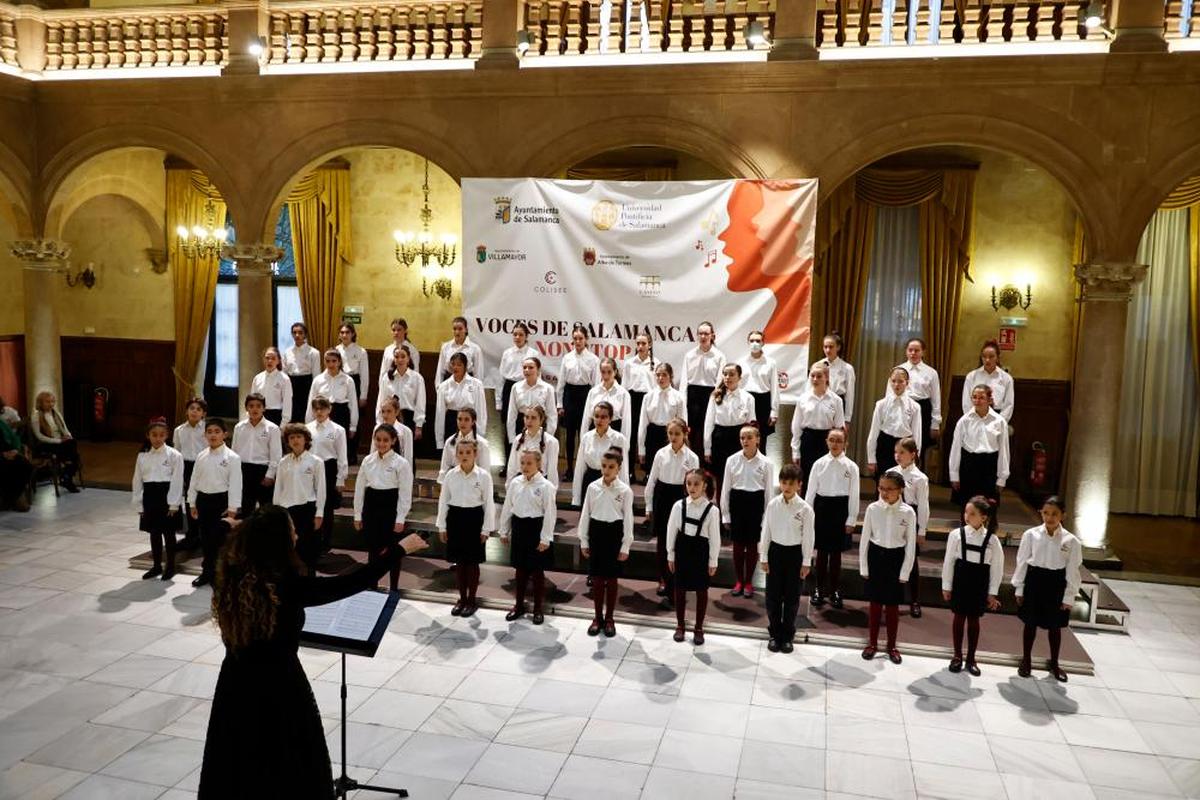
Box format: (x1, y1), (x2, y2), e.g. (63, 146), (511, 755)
(2, 489), (1200, 799)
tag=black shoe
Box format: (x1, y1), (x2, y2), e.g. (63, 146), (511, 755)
(460, 603), (477, 618)
(966, 662), (981, 677)
(450, 602), (464, 617)
(587, 619), (602, 636)
(861, 646), (877, 660)
(948, 657), (963, 673)
(192, 575), (209, 588)
(674, 626), (686, 643)
(1017, 659), (1032, 678)
(603, 620), (616, 638)
(161, 569), (174, 581)
(505, 606), (526, 622)
(780, 640), (794, 654)
(731, 583), (745, 598)
(531, 611), (544, 625)
(830, 592), (844, 610)
(811, 590), (825, 608)
(586, 576), (593, 587)
(655, 583), (669, 597)
(767, 639), (781, 653)
(693, 629), (705, 646)
(1049, 662), (1068, 682)
(910, 602), (923, 619)
(64, 480), (80, 493)
(888, 649), (903, 664)
(142, 567), (161, 580)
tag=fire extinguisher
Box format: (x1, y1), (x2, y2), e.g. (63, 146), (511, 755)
(92, 387), (111, 442)
(1029, 441), (1048, 489)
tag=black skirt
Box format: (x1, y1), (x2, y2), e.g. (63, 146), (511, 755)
(874, 432), (900, 477)
(501, 379), (518, 444)
(951, 556), (991, 618)
(813, 494), (850, 552)
(331, 402), (352, 436)
(865, 541), (906, 605)
(586, 519), (624, 578)
(264, 409), (283, 426)
(915, 397), (934, 458)
(686, 385), (712, 452)
(952, 449), (1000, 507)
(290, 375), (313, 424)
(509, 515), (552, 571)
(139, 481), (182, 533)
(362, 487), (399, 552)
(644, 423), (668, 466)
(750, 390), (775, 438)
(443, 411), (460, 444)
(728, 488), (765, 544)
(400, 408), (416, 434)
(673, 533), (712, 591)
(652, 481), (686, 547)
(710, 424), (743, 476)
(446, 504), (487, 565)
(1018, 565), (1071, 629)
(628, 391), (646, 460)
(561, 383), (591, 429)
(798, 427), (830, 488)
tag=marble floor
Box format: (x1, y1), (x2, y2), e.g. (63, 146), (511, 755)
(2, 490), (1200, 800)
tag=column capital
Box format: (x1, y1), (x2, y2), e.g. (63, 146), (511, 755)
(1073, 262), (1147, 301)
(221, 242), (283, 274)
(10, 239), (71, 270)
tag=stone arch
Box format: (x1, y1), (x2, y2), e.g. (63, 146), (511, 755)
(44, 153), (166, 244)
(252, 118), (479, 242)
(0, 138), (35, 238)
(519, 115), (769, 181)
(1121, 126), (1200, 260)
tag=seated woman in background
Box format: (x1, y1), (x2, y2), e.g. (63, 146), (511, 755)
(200, 506), (427, 799)
(0, 411), (32, 512)
(31, 391), (81, 493)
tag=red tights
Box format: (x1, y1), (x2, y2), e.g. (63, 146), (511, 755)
(951, 613), (981, 661)
(674, 588), (709, 630)
(513, 568), (546, 611)
(731, 543), (758, 587)
(867, 602), (899, 649)
(591, 578), (619, 622)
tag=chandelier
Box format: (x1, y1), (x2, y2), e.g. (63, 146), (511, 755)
(393, 159), (457, 301)
(175, 197), (228, 259)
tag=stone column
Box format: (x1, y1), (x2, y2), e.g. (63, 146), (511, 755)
(1108, 0), (1168, 52)
(1063, 262), (1147, 557)
(10, 239), (69, 412)
(477, 0), (521, 69)
(222, 243), (282, 414)
(767, 0), (818, 60)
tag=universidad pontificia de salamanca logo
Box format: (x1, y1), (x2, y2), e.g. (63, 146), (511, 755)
(494, 196), (560, 225)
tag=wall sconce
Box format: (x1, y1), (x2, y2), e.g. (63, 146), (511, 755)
(991, 283), (1032, 311)
(64, 261), (96, 289)
(145, 248), (168, 274)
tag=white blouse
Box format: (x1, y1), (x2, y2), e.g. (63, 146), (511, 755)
(499, 472), (557, 546)
(817, 357), (857, 422)
(307, 371), (359, 431)
(273, 451), (326, 510)
(352, 449), (413, 523)
(436, 465), (496, 532)
(187, 445), (242, 506)
(572, 428), (630, 505)
(434, 375), (488, 448)
(251, 369), (293, 419)
(438, 433), (493, 483)
(621, 355), (656, 394)
(578, 479), (635, 554)
(962, 365), (1015, 423)
(497, 344), (540, 390)
(132, 445), (185, 512)
(638, 386), (687, 453)
(703, 389), (755, 457)
(858, 499), (917, 581)
(283, 344), (321, 377)
(232, 418), (282, 476)
(337, 342), (371, 402)
(556, 349), (602, 402)
(790, 391), (845, 461)
(507, 429), (560, 490)
(379, 340), (420, 379)
(644, 445), (700, 513)
(1012, 525), (1083, 605)
(306, 419), (348, 487)
(507, 379), (559, 436)
(581, 382), (632, 437)
(376, 368), (427, 428)
(375, 421), (414, 462)
(941, 525), (1005, 595)
(804, 454), (861, 527)
(172, 421), (206, 462)
(896, 463), (930, 532)
(738, 355), (780, 418)
(759, 493), (815, 560)
(435, 337), (484, 381)
(721, 451), (777, 524)
(666, 498), (723, 569)
(866, 394), (923, 458)
(889, 360), (942, 426)
(948, 409), (1011, 486)
(680, 345), (727, 391)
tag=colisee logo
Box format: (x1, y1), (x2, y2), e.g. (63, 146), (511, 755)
(591, 200), (620, 231)
(494, 197), (512, 224)
(544, 271), (558, 285)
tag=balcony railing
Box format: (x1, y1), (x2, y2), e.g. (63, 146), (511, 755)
(40, 5), (227, 72)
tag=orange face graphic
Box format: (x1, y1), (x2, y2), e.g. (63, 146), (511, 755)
(718, 180), (813, 347)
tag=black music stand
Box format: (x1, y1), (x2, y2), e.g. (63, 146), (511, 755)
(300, 588), (405, 799)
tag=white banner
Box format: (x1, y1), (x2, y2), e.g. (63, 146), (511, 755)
(462, 178), (817, 402)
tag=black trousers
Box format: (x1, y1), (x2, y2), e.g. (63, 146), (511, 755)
(240, 463), (271, 518)
(195, 491), (229, 579)
(180, 460), (198, 543)
(765, 542), (805, 642)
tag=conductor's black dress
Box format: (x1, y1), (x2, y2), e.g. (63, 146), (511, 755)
(198, 550), (404, 799)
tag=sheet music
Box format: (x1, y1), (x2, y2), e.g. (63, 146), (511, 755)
(302, 590), (389, 642)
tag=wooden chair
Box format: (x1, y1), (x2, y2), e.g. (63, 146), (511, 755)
(20, 421), (62, 497)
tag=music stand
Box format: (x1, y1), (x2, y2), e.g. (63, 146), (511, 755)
(300, 588), (405, 799)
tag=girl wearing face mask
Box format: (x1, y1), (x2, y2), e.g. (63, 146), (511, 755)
(738, 330), (779, 442)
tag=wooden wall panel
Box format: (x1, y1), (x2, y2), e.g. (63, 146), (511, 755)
(944, 375), (1071, 502)
(61, 337), (175, 441)
(0, 336), (25, 418)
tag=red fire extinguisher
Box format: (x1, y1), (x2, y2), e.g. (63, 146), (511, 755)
(92, 387), (111, 441)
(1029, 441), (1048, 489)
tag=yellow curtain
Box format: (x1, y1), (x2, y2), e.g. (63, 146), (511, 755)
(1190, 205), (1199, 388)
(812, 178), (877, 365)
(167, 167), (225, 420)
(287, 162), (352, 354)
(566, 166), (675, 181)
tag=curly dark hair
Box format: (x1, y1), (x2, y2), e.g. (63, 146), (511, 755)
(212, 506), (303, 650)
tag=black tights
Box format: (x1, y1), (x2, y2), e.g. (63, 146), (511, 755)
(1022, 623), (1062, 664)
(149, 530), (177, 573)
(951, 613), (980, 661)
(456, 564), (480, 603)
(513, 568), (546, 612)
(674, 588), (709, 630)
(814, 550), (842, 595)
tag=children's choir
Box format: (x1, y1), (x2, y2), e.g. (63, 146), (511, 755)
(142, 319), (1083, 678)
